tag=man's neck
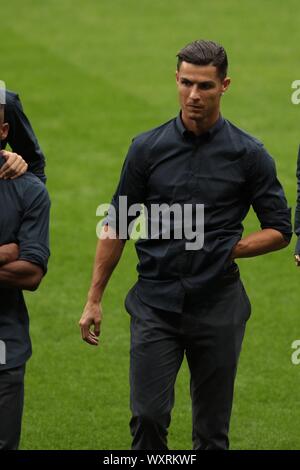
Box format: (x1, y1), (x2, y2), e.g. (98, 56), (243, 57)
(181, 111), (220, 136)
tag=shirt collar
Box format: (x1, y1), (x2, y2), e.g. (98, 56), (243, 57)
(175, 112), (224, 141)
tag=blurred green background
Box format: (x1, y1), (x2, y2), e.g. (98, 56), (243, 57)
(1, 0), (299, 450)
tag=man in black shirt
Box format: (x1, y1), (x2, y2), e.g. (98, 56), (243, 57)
(79, 40), (292, 449)
(0, 102), (50, 449)
(0, 88), (46, 182)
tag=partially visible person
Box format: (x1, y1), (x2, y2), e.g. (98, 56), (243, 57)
(0, 102), (50, 449)
(294, 146), (300, 265)
(0, 89), (46, 182)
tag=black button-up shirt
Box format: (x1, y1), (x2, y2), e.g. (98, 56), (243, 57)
(0, 156), (50, 370)
(107, 114), (292, 313)
(2, 90), (46, 182)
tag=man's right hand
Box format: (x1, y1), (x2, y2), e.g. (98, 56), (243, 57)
(295, 254), (300, 267)
(79, 301), (102, 346)
(0, 243), (19, 266)
(0, 150), (28, 180)
(79, 229), (125, 347)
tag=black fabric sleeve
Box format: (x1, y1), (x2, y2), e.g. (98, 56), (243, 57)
(4, 91), (46, 182)
(17, 182), (50, 273)
(103, 138), (148, 239)
(246, 145), (292, 242)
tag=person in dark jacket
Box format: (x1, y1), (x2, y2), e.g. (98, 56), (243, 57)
(0, 88), (46, 182)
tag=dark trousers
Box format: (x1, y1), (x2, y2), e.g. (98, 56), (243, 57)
(126, 278), (251, 450)
(0, 365), (25, 450)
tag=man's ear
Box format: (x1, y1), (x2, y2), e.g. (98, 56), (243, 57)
(222, 77), (231, 94)
(0, 122), (9, 141)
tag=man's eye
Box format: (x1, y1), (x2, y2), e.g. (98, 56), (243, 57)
(200, 83), (213, 90)
(182, 80), (191, 86)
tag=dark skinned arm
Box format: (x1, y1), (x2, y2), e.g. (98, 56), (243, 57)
(0, 243), (19, 266)
(0, 259), (44, 291)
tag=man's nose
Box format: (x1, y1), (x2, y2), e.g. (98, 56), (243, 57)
(189, 85), (200, 100)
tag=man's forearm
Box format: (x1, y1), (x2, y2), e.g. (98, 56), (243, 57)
(0, 252), (10, 267)
(231, 228), (289, 259)
(0, 243), (19, 267)
(0, 260), (44, 290)
(87, 226), (126, 304)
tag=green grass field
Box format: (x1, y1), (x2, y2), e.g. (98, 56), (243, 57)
(1, 0), (300, 450)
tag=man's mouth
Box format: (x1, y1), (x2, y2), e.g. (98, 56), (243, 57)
(187, 104), (204, 109)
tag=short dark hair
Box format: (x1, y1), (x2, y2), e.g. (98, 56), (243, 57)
(177, 40), (228, 80)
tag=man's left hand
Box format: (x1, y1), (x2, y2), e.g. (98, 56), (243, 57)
(0, 150), (28, 179)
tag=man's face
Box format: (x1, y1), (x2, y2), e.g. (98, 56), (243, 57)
(176, 61), (230, 123)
